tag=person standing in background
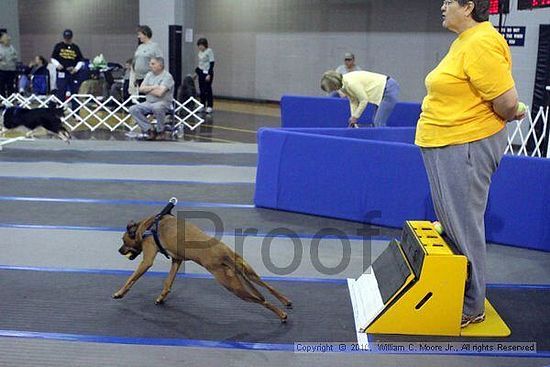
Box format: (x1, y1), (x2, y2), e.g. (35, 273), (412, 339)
(195, 38), (215, 114)
(51, 29), (84, 101)
(328, 52), (363, 98)
(0, 29), (19, 98)
(133, 25), (163, 88)
(335, 52), (362, 75)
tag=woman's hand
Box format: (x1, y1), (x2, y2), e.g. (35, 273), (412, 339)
(206, 75), (211, 82)
(348, 116), (359, 128)
(511, 102), (527, 122)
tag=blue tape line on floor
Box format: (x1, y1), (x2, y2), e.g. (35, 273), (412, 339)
(0, 159), (255, 167)
(0, 329), (294, 351)
(0, 329), (548, 357)
(0, 223), (123, 232)
(0, 196), (255, 208)
(0, 175), (253, 185)
(0, 265), (549, 289)
(485, 283), (550, 290)
(0, 265), (348, 285)
(0, 223), (393, 241)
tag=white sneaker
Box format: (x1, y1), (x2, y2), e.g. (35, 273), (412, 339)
(206, 107), (213, 114)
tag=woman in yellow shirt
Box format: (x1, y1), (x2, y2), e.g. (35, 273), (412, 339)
(415, 0), (526, 328)
(321, 70), (400, 127)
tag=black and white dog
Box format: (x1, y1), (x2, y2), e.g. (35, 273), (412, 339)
(0, 105), (71, 142)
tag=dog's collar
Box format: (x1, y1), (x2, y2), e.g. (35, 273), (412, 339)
(143, 217), (171, 259)
(139, 198), (177, 259)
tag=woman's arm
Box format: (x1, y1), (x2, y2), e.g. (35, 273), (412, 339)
(492, 87), (525, 121)
(346, 81), (369, 119)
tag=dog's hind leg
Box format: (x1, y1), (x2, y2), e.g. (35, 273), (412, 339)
(233, 255), (293, 309)
(156, 258), (183, 305)
(249, 276), (293, 309)
(211, 266), (288, 322)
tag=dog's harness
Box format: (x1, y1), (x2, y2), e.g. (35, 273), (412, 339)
(142, 197), (178, 259)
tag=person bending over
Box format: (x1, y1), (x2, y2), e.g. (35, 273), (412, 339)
(321, 70), (399, 127)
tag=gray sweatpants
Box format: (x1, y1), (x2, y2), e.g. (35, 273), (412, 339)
(420, 128), (507, 316)
(373, 78), (400, 127)
(129, 101), (170, 133)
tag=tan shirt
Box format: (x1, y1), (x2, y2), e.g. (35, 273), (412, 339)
(341, 71), (388, 119)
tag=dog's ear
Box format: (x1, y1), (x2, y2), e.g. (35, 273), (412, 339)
(134, 216), (155, 243)
(126, 221), (137, 238)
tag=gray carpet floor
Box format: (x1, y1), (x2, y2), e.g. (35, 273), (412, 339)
(1, 135), (549, 367)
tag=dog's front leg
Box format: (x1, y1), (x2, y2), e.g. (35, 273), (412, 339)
(156, 258), (183, 304)
(113, 259), (154, 299)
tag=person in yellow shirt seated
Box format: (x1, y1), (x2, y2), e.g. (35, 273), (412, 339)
(320, 69), (400, 127)
(415, 0), (526, 328)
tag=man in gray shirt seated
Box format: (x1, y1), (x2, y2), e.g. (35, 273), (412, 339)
(129, 56), (174, 140)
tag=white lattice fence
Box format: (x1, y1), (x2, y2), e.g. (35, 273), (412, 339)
(505, 105), (549, 158)
(0, 93), (204, 132)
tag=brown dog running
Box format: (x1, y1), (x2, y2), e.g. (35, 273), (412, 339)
(114, 208), (292, 322)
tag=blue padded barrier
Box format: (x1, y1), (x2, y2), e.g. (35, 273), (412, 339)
(255, 127), (435, 229)
(282, 127), (416, 144)
(486, 155), (550, 251)
(280, 95), (421, 128)
(280, 95), (376, 128)
(385, 102), (422, 127)
(254, 127), (550, 252)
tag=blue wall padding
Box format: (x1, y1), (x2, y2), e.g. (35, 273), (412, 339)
(282, 127), (417, 144)
(254, 127), (550, 252)
(255, 128), (435, 228)
(386, 102), (422, 127)
(280, 95), (421, 128)
(486, 155), (550, 251)
(280, 95), (376, 128)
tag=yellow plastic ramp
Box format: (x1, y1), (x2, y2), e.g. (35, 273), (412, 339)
(460, 300), (511, 337)
(349, 221), (510, 337)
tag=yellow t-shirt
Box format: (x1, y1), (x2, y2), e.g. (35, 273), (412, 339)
(341, 71), (388, 119)
(415, 22), (514, 147)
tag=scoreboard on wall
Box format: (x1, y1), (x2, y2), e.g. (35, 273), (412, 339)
(518, 0), (550, 9)
(489, 0), (509, 14)
(490, 0), (550, 12)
